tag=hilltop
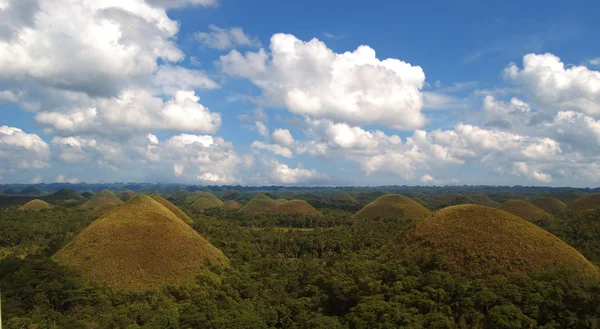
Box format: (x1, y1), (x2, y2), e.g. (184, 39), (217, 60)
(149, 194), (193, 225)
(187, 191), (223, 211)
(46, 188), (84, 201)
(119, 190), (137, 202)
(19, 186), (42, 195)
(497, 200), (553, 221)
(568, 194), (600, 213)
(171, 188), (190, 200)
(54, 195), (227, 290)
(239, 194), (285, 214)
(18, 199), (52, 211)
(531, 197), (567, 214)
(277, 200), (321, 215)
(223, 200), (241, 210)
(354, 194), (431, 221)
(464, 194), (496, 207)
(397, 205), (598, 277)
(79, 189), (124, 211)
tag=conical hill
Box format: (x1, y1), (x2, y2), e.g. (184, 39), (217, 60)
(397, 205), (598, 277)
(568, 194), (600, 213)
(497, 200), (552, 221)
(18, 199), (52, 211)
(354, 194), (431, 220)
(531, 197), (567, 214)
(80, 189), (123, 211)
(55, 195), (227, 290)
(149, 194), (193, 225)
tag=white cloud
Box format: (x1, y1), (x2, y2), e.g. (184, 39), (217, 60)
(152, 65), (219, 95)
(255, 121), (269, 137)
(31, 174), (41, 184)
(173, 164), (184, 177)
(144, 0), (217, 9)
(56, 174), (80, 184)
(0, 126), (49, 169)
(250, 141), (293, 158)
(272, 128), (295, 147)
(220, 33), (426, 130)
(512, 162), (552, 183)
(259, 158), (330, 185)
(195, 24), (261, 50)
(505, 53), (600, 116)
(36, 90), (222, 135)
(420, 174), (459, 186)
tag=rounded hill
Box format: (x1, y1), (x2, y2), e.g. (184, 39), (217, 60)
(465, 194), (496, 207)
(531, 197), (567, 214)
(48, 188), (84, 201)
(354, 194), (431, 221)
(149, 194), (193, 225)
(223, 200), (241, 210)
(497, 200), (552, 221)
(398, 205), (598, 277)
(54, 195), (227, 290)
(18, 199), (52, 211)
(277, 200), (321, 215)
(239, 194), (280, 214)
(186, 191), (223, 211)
(119, 190), (137, 202)
(568, 194), (600, 213)
(80, 189), (123, 211)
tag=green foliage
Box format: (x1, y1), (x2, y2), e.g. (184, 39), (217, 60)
(1, 199), (600, 328)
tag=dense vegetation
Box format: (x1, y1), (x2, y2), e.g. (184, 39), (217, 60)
(1, 187), (600, 328)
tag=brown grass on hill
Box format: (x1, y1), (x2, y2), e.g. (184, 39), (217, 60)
(171, 188), (190, 200)
(80, 189), (123, 211)
(429, 193), (465, 204)
(497, 200), (552, 221)
(18, 199), (52, 211)
(191, 197), (223, 212)
(412, 197), (428, 207)
(465, 194), (496, 207)
(399, 205), (598, 277)
(54, 195), (227, 291)
(186, 191), (223, 205)
(239, 194), (321, 215)
(354, 194), (432, 220)
(239, 194), (280, 214)
(93, 202), (119, 217)
(149, 194), (192, 225)
(277, 200), (321, 215)
(338, 193), (357, 202)
(223, 200), (241, 209)
(531, 197), (567, 214)
(568, 194), (600, 213)
(119, 190), (137, 202)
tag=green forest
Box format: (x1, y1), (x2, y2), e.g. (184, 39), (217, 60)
(1, 186), (600, 328)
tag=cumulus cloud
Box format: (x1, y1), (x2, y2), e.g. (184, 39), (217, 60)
(250, 141), (293, 158)
(505, 53), (600, 116)
(420, 174), (459, 186)
(512, 162), (552, 183)
(220, 33), (426, 130)
(31, 174), (41, 184)
(0, 125), (49, 170)
(56, 174), (81, 184)
(195, 24), (261, 50)
(144, 0), (217, 9)
(37, 90), (222, 135)
(272, 128), (295, 147)
(255, 121), (269, 137)
(259, 158), (331, 185)
(152, 65), (219, 95)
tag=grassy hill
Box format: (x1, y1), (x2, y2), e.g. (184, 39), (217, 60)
(54, 195), (227, 290)
(239, 194), (285, 214)
(171, 188), (190, 200)
(532, 197), (567, 214)
(19, 186), (42, 195)
(93, 202), (120, 217)
(79, 189), (123, 211)
(569, 194), (600, 213)
(81, 191), (95, 198)
(338, 192), (357, 202)
(18, 199), (52, 211)
(354, 194), (432, 220)
(186, 191), (223, 205)
(397, 205), (598, 277)
(223, 200), (241, 209)
(497, 200), (552, 221)
(119, 190), (137, 202)
(277, 200), (321, 215)
(190, 193), (224, 212)
(45, 188), (84, 201)
(149, 194), (192, 225)
(464, 194), (496, 207)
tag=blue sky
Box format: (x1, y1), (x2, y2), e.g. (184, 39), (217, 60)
(1, 0), (600, 186)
